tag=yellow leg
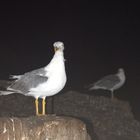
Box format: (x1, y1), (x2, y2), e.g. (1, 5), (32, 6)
(35, 98), (39, 115)
(42, 98), (46, 115)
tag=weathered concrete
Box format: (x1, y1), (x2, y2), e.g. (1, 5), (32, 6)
(0, 115), (90, 140)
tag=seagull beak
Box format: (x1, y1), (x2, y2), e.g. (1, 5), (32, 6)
(54, 47), (59, 52)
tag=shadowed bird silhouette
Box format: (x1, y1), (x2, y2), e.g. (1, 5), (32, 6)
(87, 68), (125, 99)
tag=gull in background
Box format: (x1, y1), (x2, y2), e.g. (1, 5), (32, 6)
(88, 68), (125, 99)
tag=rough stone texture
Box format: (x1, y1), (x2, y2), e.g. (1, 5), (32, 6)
(0, 115), (90, 140)
(52, 91), (140, 140)
(0, 94), (35, 117)
(0, 91), (140, 140)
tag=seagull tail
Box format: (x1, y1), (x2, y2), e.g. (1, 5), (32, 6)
(85, 83), (97, 90)
(89, 85), (99, 90)
(0, 90), (14, 95)
(0, 80), (14, 95)
(9, 75), (21, 80)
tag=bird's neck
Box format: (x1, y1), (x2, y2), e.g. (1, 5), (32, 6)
(55, 50), (64, 57)
(53, 51), (64, 61)
(118, 71), (125, 82)
(45, 51), (65, 70)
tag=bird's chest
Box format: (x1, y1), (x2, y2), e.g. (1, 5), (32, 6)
(37, 71), (66, 92)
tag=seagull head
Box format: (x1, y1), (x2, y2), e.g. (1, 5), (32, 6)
(118, 68), (124, 73)
(53, 41), (64, 52)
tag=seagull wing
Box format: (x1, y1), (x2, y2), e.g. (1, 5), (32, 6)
(9, 67), (46, 80)
(8, 74), (48, 94)
(94, 74), (120, 89)
(25, 67), (46, 76)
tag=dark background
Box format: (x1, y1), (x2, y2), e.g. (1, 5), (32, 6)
(0, 1), (140, 120)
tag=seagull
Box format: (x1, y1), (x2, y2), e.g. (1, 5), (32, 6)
(88, 68), (125, 99)
(0, 41), (67, 115)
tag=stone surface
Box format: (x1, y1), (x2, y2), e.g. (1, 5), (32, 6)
(0, 91), (140, 140)
(0, 115), (90, 140)
(53, 91), (140, 140)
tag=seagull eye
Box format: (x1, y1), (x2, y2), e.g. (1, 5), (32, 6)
(54, 47), (59, 52)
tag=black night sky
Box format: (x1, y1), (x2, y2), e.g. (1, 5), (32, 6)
(0, 1), (140, 120)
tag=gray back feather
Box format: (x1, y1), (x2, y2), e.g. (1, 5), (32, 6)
(9, 67), (48, 93)
(95, 74), (120, 89)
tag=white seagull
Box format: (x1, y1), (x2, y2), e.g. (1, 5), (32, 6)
(0, 41), (67, 115)
(88, 68), (125, 99)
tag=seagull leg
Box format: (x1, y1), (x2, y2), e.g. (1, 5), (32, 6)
(42, 98), (46, 115)
(111, 90), (114, 100)
(35, 98), (39, 115)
